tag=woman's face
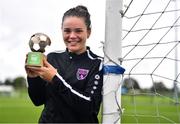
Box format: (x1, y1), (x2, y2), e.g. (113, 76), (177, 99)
(62, 16), (91, 54)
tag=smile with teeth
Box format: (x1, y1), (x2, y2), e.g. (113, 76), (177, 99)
(67, 40), (80, 45)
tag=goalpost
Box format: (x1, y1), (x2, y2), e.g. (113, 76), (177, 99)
(102, 0), (180, 123)
(102, 0), (125, 123)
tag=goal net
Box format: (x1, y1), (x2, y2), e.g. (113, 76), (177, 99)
(121, 0), (180, 123)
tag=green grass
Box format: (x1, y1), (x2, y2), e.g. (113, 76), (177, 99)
(0, 90), (43, 123)
(121, 95), (180, 123)
(1, 90), (180, 123)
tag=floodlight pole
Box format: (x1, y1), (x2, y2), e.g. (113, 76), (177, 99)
(102, 0), (125, 124)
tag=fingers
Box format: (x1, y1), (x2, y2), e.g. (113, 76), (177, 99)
(25, 65), (39, 78)
(26, 66), (42, 72)
(24, 53), (57, 81)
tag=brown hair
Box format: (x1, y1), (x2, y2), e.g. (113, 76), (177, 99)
(62, 5), (91, 30)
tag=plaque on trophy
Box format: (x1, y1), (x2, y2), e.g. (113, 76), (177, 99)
(26, 33), (51, 67)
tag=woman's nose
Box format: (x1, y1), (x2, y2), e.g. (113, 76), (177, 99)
(69, 32), (77, 38)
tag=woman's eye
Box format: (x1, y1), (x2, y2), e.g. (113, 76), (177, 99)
(63, 28), (83, 34)
(63, 29), (71, 33)
(75, 29), (83, 33)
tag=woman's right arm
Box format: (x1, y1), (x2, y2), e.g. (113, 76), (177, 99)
(25, 55), (47, 106)
(27, 76), (46, 106)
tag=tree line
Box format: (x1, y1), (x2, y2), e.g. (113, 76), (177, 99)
(0, 76), (27, 90)
(122, 78), (175, 92)
(0, 76), (176, 92)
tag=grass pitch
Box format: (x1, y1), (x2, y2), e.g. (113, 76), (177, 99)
(0, 90), (42, 123)
(0, 90), (180, 123)
(121, 95), (180, 123)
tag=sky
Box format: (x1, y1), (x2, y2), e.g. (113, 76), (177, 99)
(0, 0), (179, 89)
(0, 0), (105, 82)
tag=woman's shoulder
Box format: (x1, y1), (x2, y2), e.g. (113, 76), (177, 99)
(47, 50), (66, 59)
(48, 50), (66, 55)
(87, 49), (103, 61)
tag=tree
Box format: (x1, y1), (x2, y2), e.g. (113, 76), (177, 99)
(12, 76), (27, 89)
(4, 78), (13, 85)
(123, 77), (140, 89)
(150, 81), (169, 92)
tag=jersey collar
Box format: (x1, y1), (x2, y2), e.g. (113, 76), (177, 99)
(66, 47), (90, 60)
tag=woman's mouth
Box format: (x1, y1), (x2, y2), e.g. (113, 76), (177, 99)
(67, 40), (80, 45)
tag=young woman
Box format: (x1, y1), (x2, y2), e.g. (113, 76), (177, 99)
(25, 5), (103, 123)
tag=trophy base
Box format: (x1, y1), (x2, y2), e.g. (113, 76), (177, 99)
(26, 52), (43, 67)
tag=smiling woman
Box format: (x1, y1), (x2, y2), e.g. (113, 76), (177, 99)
(62, 17), (90, 54)
(25, 5), (103, 123)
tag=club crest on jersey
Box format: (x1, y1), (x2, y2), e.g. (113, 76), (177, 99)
(76, 68), (89, 80)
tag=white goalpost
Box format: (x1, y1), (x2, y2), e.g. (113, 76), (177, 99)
(102, 0), (125, 123)
(102, 0), (180, 123)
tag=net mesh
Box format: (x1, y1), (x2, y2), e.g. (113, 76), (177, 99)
(121, 0), (180, 123)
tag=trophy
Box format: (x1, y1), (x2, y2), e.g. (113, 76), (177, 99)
(26, 33), (51, 67)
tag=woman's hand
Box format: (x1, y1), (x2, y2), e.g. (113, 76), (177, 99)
(25, 56), (57, 82)
(25, 66), (39, 78)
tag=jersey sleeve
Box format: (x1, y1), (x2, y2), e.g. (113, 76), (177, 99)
(51, 61), (103, 115)
(27, 76), (46, 106)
